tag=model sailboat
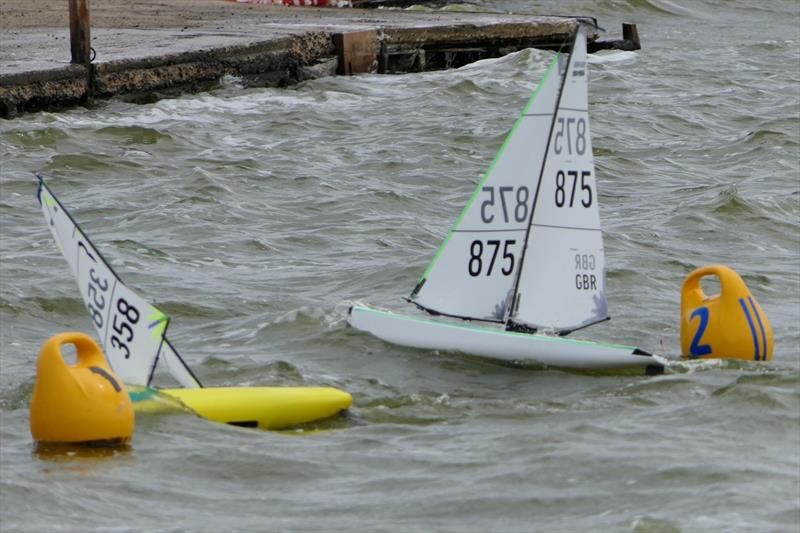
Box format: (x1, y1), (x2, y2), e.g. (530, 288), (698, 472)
(37, 176), (352, 429)
(348, 26), (663, 373)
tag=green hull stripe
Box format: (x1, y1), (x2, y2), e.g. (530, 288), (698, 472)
(416, 54), (561, 285)
(354, 305), (636, 350)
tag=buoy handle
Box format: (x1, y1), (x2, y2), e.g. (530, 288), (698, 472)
(681, 264), (748, 309)
(39, 332), (107, 372)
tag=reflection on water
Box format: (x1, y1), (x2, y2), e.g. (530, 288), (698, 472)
(33, 441), (134, 476)
(33, 441), (132, 460)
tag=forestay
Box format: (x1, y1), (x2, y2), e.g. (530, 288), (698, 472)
(410, 52), (565, 322)
(37, 176), (201, 388)
(508, 26), (609, 333)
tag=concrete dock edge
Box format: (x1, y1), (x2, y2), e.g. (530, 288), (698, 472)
(1, 12), (639, 118)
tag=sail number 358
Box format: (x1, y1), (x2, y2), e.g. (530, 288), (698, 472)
(110, 298), (140, 359)
(80, 240), (140, 360)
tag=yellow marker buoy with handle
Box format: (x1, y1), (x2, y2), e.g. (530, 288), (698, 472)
(680, 264), (773, 361)
(30, 332), (134, 444)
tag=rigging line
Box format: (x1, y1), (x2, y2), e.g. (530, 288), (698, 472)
(556, 316), (611, 336)
(163, 338), (204, 388)
(404, 297), (505, 325)
(505, 27), (580, 327)
(525, 107), (586, 116)
(147, 316), (170, 387)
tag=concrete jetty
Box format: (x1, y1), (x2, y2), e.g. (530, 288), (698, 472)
(0, 1), (639, 118)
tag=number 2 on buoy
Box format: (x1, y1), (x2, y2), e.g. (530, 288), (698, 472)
(688, 307), (712, 357)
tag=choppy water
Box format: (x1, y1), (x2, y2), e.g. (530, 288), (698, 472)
(1, 0), (799, 531)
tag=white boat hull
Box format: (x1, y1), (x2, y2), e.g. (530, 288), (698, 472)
(348, 305), (662, 373)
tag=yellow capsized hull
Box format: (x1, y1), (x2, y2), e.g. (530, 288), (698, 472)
(154, 386), (352, 430)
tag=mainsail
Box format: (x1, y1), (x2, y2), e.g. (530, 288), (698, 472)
(410, 49), (565, 322)
(37, 175), (202, 388)
(508, 26), (609, 333)
(410, 25), (609, 333)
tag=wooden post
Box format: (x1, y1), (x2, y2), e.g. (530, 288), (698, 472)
(68, 0), (91, 65)
(332, 30), (378, 75)
(622, 23), (640, 51)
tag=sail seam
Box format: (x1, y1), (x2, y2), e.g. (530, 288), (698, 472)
(453, 228), (527, 233)
(531, 223), (601, 231)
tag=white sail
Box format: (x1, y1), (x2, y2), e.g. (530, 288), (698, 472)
(509, 26), (609, 333)
(160, 339), (202, 388)
(410, 52), (565, 322)
(37, 176), (201, 388)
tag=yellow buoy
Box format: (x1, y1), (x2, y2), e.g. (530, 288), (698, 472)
(680, 264), (773, 361)
(30, 332), (134, 444)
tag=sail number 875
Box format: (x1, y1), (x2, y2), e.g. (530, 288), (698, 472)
(481, 186), (529, 224)
(555, 170), (593, 208)
(468, 239), (515, 277)
(554, 117), (587, 155)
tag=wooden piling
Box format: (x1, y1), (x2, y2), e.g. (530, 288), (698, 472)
(622, 23), (641, 50)
(68, 0), (91, 65)
(587, 22), (641, 52)
(333, 30), (379, 75)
